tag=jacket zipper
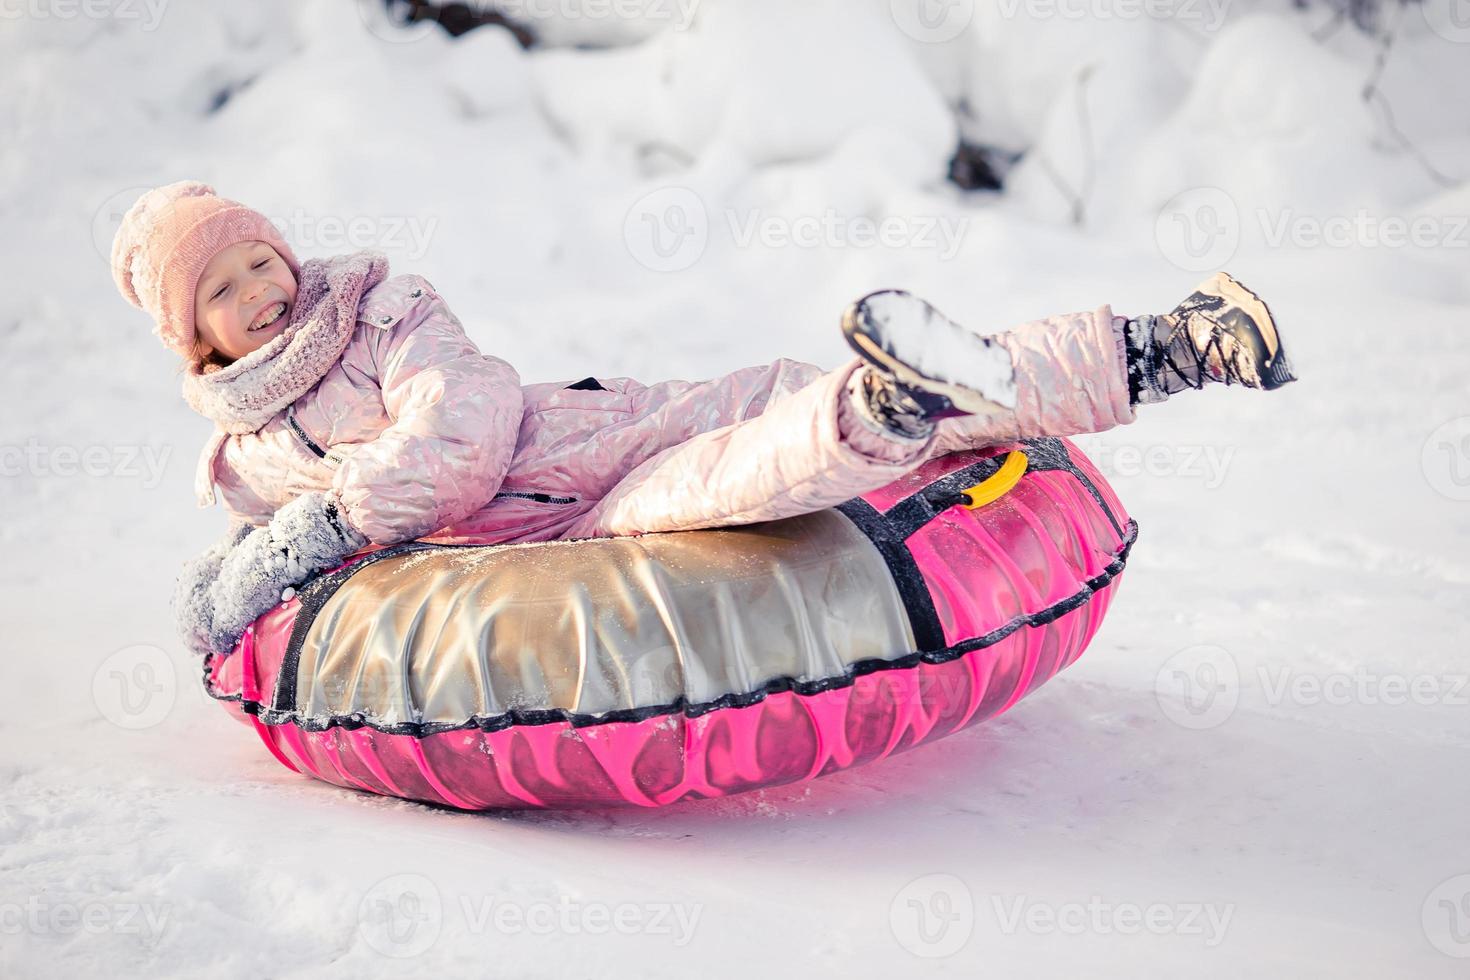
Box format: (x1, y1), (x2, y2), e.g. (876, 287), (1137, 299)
(285, 406), (327, 459)
(494, 490), (579, 505)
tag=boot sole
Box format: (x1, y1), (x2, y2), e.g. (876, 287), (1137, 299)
(842, 292), (1017, 416)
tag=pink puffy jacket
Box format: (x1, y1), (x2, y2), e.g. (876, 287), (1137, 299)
(195, 274), (1135, 546)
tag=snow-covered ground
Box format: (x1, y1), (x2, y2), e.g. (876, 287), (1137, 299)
(2, 1), (1468, 975)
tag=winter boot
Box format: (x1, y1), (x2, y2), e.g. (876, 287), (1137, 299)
(1124, 272), (1297, 405)
(841, 289), (1018, 439)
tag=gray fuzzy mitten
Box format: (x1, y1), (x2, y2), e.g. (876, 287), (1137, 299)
(172, 521), (255, 657)
(204, 491), (369, 656)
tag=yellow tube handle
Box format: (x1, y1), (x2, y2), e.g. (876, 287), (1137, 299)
(959, 450), (1029, 509)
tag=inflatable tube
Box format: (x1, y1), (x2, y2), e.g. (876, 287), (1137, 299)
(202, 436), (1135, 809)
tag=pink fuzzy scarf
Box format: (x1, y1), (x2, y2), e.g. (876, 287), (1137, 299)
(181, 249), (390, 435)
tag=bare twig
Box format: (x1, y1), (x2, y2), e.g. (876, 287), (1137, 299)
(1034, 64), (1097, 226)
(1360, 2), (1461, 188)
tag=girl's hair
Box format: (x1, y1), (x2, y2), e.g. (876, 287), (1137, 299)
(176, 338), (233, 376)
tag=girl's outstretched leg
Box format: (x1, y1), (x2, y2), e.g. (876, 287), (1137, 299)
(840, 272), (1296, 459)
(561, 361), (936, 539)
(837, 294), (1136, 457)
(925, 302), (1136, 456)
(562, 273), (1296, 539)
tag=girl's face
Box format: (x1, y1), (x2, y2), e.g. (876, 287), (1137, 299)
(192, 240), (298, 362)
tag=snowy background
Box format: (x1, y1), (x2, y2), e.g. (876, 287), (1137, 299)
(2, 0), (1468, 975)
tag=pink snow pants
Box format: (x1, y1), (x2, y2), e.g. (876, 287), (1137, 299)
(560, 306), (1135, 539)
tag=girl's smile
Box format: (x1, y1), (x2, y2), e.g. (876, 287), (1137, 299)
(192, 240), (298, 362)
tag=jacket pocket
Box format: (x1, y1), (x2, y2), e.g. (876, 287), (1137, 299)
(356, 277), (438, 332)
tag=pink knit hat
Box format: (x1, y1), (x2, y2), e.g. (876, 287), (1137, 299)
(110, 181), (302, 357)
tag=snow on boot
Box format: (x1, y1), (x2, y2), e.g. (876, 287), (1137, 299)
(841, 289), (1018, 436)
(1126, 272), (1297, 404)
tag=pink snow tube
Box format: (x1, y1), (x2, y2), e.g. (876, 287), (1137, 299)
(202, 437), (1134, 810)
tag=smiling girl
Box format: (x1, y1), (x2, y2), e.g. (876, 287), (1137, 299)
(111, 181), (1295, 657)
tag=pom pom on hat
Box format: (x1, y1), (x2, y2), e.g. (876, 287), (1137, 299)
(110, 181), (301, 357)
